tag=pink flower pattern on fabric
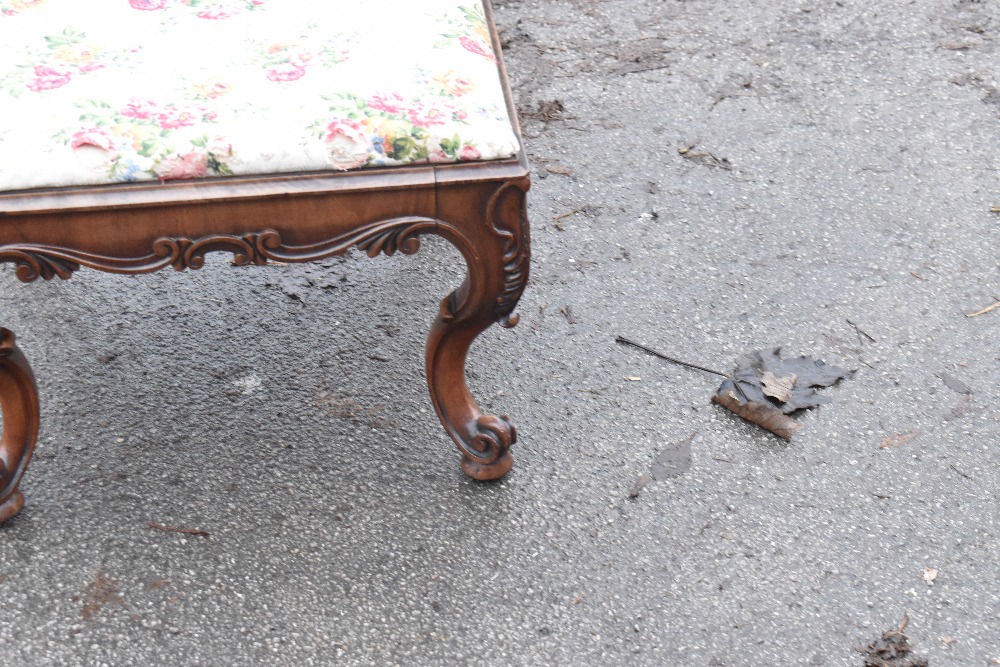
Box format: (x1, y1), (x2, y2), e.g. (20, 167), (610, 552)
(266, 63), (306, 82)
(368, 92), (407, 114)
(407, 103), (453, 128)
(158, 105), (216, 129)
(128, 0), (166, 10)
(196, 5), (233, 20)
(439, 4), (499, 63)
(0, 2), (518, 188)
(70, 127), (115, 151)
(324, 119), (370, 170)
(312, 85), (490, 169)
(125, 0), (266, 18)
(121, 98), (159, 120)
(0, 0), (47, 15)
(0, 28), (131, 96)
(54, 96), (234, 182)
(155, 151), (208, 179)
(458, 35), (495, 63)
(27, 64), (72, 91)
(259, 37), (352, 84)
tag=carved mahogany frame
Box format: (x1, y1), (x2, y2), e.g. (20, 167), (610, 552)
(0, 0), (528, 520)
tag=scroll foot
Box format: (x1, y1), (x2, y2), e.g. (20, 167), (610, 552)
(427, 303), (520, 481)
(459, 415), (516, 481)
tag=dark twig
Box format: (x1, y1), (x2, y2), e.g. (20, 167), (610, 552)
(846, 318), (877, 343)
(145, 521), (210, 537)
(618, 63), (672, 76)
(615, 336), (727, 377)
(950, 464), (973, 480)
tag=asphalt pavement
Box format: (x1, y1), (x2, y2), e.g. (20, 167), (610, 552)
(1, 0), (998, 664)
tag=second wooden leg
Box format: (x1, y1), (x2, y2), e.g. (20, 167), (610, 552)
(0, 328), (40, 523)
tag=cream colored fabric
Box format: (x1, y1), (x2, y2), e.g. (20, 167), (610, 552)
(0, 0), (520, 191)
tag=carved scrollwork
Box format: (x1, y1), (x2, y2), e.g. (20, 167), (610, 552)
(431, 177), (530, 326)
(353, 223), (425, 258)
(463, 414), (517, 465)
(252, 218), (436, 264)
(485, 179), (530, 327)
(0, 217), (439, 283)
(496, 235), (526, 328)
(181, 236), (259, 270)
(2, 249), (81, 282)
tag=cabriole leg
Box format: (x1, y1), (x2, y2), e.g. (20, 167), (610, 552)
(427, 180), (530, 480)
(0, 328), (40, 523)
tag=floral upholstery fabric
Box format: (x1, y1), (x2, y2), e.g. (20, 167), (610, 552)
(0, 0), (520, 191)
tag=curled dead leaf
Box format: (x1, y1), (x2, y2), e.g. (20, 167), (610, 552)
(859, 612), (929, 667)
(712, 348), (851, 439)
(711, 390), (804, 440)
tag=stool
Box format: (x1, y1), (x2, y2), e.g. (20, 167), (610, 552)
(0, 0), (529, 522)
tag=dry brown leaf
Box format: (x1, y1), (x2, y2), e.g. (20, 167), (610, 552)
(880, 432), (918, 449)
(711, 391), (804, 440)
(860, 612), (929, 667)
(711, 348), (851, 439)
(761, 371), (796, 403)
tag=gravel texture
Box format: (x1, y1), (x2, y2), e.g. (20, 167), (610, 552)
(1, 0), (998, 665)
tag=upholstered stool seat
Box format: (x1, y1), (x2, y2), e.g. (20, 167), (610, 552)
(0, 0), (530, 521)
(0, 0), (521, 189)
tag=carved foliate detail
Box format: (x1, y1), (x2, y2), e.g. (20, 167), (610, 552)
(354, 224), (424, 258)
(0, 217), (437, 283)
(1, 249), (81, 282)
(486, 179), (530, 327)
(497, 235), (526, 328)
